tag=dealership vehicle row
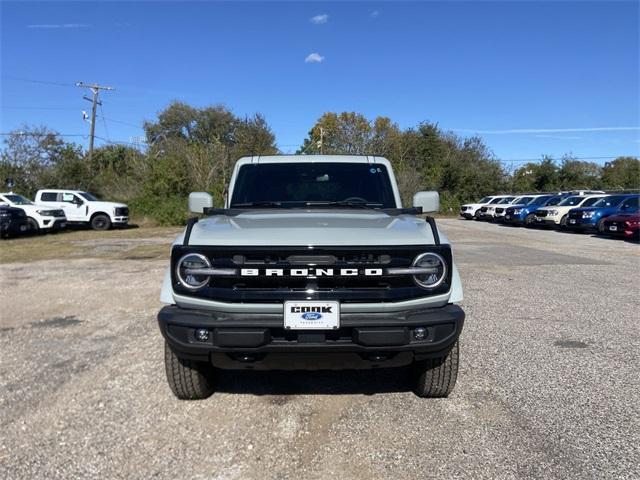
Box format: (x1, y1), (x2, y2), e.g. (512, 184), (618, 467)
(0, 189), (128, 238)
(460, 191), (640, 240)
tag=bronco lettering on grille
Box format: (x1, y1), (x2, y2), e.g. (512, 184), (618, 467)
(240, 268), (383, 277)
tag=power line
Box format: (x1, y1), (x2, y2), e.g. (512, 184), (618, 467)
(99, 104), (110, 141)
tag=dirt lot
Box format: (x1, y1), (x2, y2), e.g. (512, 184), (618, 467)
(1, 220), (638, 479)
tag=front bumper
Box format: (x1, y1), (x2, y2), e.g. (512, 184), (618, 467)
(158, 304), (465, 369)
(503, 214), (524, 225)
(1, 219), (28, 235)
(460, 211), (474, 219)
(41, 218), (67, 230)
(112, 216), (129, 224)
(566, 219), (596, 231)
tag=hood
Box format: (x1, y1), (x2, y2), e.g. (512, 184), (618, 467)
(186, 209), (443, 246)
(607, 212), (640, 221)
(90, 201), (127, 209)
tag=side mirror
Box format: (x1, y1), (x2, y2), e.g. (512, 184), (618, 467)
(188, 192), (213, 214)
(413, 191), (440, 213)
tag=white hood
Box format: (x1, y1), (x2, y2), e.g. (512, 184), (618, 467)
(186, 209), (445, 246)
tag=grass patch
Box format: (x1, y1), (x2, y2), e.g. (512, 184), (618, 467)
(0, 226), (181, 264)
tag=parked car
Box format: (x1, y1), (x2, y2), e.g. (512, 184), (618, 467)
(159, 155), (465, 399)
(35, 189), (129, 230)
(601, 212), (640, 240)
(533, 195), (605, 229)
(0, 205), (29, 238)
(566, 195), (640, 233)
(504, 195), (563, 226)
(493, 196), (536, 222)
(0, 192), (67, 233)
(459, 195), (512, 220)
(477, 196), (516, 221)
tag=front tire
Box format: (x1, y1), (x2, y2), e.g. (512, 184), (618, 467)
(91, 214), (111, 231)
(596, 217), (607, 234)
(27, 217), (39, 233)
(559, 214), (568, 230)
(524, 213), (537, 227)
(164, 342), (215, 400)
(412, 339), (459, 398)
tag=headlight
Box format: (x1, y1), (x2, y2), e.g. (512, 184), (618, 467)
(176, 253), (212, 290)
(412, 252), (447, 289)
(513, 208), (522, 215)
(36, 209), (57, 216)
(0, 211), (10, 218)
(548, 210), (558, 216)
(628, 220), (640, 226)
(582, 211), (595, 218)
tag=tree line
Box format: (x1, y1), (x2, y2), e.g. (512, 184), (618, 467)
(1, 102), (638, 224)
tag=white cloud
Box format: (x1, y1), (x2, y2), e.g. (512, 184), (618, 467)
(452, 126), (640, 134)
(534, 134), (582, 140)
(27, 23), (92, 29)
(310, 14), (329, 25)
(370, 10), (380, 18)
(305, 52), (325, 63)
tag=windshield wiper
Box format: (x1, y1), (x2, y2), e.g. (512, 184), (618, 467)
(231, 201), (285, 208)
(305, 201), (384, 209)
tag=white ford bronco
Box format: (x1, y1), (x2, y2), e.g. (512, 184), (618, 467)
(158, 155), (465, 399)
(35, 189), (129, 230)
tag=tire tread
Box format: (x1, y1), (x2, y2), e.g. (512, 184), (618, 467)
(412, 339), (459, 398)
(164, 342), (215, 400)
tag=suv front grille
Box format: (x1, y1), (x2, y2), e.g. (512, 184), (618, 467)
(171, 245), (453, 303)
(535, 210), (548, 217)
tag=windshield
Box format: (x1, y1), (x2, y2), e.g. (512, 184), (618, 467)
(79, 192), (99, 201)
(230, 162), (396, 208)
(544, 196), (562, 206)
(478, 196), (492, 204)
(558, 196), (584, 206)
(582, 197), (603, 207)
(2, 194), (33, 205)
(593, 195), (627, 208)
(516, 196), (534, 205)
(489, 197), (504, 204)
(529, 196), (551, 206)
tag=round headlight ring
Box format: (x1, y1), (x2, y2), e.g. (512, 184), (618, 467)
(176, 253), (211, 290)
(412, 252), (447, 289)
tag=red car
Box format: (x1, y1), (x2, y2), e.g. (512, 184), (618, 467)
(602, 213), (640, 240)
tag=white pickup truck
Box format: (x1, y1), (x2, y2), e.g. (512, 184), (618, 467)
(34, 189), (129, 230)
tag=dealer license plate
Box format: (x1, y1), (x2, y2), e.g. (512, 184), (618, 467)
(609, 225), (618, 231)
(284, 301), (340, 330)
(569, 219), (576, 224)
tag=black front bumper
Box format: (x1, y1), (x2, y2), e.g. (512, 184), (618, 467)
(158, 304), (464, 369)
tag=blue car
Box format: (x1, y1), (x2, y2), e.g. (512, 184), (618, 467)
(504, 195), (564, 226)
(566, 194), (640, 232)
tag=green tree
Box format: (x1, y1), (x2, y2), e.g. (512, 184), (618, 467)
(558, 156), (602, 190)
(601, 156), (640, 190)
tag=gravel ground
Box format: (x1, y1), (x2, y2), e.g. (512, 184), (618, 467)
(1, 220), (638, 479)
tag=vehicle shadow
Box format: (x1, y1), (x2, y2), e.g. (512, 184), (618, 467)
(589, 234), (639, 244)
(214, 367), (412, 396)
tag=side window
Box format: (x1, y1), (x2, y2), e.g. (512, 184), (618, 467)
(61, 193), (78, 203)
(621, 197), (639, 210)
(40, 192), (58, 202)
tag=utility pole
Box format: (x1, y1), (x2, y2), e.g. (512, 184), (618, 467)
(319, 127), (325, 154)
(76, 82), (114, 161)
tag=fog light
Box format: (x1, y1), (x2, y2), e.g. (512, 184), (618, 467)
(195, 328), (209, 342)
(413, 327), (427, 341)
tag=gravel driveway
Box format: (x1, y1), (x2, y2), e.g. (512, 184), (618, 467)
(1, 220), (638, 479)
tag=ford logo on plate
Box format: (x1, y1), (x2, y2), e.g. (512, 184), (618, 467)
(301, 312), (322, 321)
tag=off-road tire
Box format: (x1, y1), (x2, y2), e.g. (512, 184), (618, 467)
(164, 342), (215, 400)
(412, 339), (459, 398)
(91, 214), (111, 231)
(27, 217), (39, 233)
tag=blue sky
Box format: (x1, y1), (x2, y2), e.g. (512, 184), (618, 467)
(1, 1), (639, 166)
